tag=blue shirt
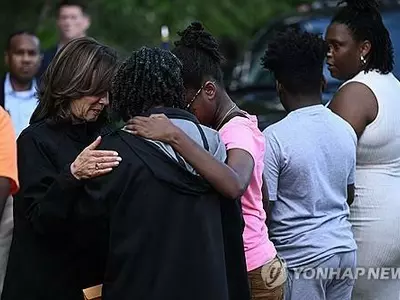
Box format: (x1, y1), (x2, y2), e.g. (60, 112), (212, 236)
(4, 73), (38, 137)
(263, 105), (357, 268)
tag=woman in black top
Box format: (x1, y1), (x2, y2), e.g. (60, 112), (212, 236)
(2, 38), (120, 300)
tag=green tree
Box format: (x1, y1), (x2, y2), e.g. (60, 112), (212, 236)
(0, 0), (312, 73)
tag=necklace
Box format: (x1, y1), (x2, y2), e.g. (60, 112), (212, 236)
(215, 103), (237, 130)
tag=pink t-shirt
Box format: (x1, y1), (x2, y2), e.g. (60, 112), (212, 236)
(219, 113), (277, 272)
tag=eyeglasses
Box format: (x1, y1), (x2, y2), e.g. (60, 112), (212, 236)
(186, 81), (215, 110)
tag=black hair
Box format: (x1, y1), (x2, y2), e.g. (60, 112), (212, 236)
(6, 30), (38, 51)
(262, 28), (328, 94)
(172, 21), (225, 90)
(331, 0), (394, 73)
(111, 47), (186, 121)
(57, 0), (88, 15)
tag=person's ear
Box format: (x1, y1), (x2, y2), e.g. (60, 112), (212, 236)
(203, 81), (217, 100)
(82, 15), (91, 32)
(360, 40), (372, 62)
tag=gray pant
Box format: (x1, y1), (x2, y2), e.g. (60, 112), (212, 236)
(0, 196), (13, 296)
(285, 251), (356, 300)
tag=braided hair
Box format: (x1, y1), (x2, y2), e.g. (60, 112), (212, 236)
(262, 28), (328, 94)
(172, 21), (225, 89)
(332, 0), (394, 74)
(111, 47), (186, 121)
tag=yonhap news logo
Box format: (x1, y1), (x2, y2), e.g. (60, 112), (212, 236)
(261, 256), (288, 288)
(292, 267), (400, 281)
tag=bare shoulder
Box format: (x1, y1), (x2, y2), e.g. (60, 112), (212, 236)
(329, 82), (378, 138)
(331, 82), (376, 108)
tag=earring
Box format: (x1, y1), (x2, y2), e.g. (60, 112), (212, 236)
(361, 55), (367, 65)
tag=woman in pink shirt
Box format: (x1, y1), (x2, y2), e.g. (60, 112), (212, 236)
(126, 22), (285, 299)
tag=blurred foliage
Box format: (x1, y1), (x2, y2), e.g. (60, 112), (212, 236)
(0, 0), (311, 73)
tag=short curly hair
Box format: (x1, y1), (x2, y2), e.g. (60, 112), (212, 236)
(111, 47), (186, 121)
(262, 28), (328, 94)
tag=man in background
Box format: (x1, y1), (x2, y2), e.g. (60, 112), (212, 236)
(38, 0), (90, 78)
(1, 31), (41, 137)
(0, 106), (19, 295)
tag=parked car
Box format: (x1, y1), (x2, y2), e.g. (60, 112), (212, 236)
(229, 2), (400, 130)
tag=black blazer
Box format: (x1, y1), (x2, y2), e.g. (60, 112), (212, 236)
(2, 119), (109, 300)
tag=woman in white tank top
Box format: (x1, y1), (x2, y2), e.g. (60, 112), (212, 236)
(326, 0), (400, 299)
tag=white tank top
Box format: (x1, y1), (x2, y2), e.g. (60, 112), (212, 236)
(340, 70), (400, 171)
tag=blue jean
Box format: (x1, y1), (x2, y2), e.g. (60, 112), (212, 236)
(285, 251), (356, 300)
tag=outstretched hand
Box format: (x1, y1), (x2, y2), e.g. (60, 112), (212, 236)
(124, 114), (180, 143)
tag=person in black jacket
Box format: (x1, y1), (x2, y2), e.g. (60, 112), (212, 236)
(83, 47), (250, 300)
(1, 37), (120, 300)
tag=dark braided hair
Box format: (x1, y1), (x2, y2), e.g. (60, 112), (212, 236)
(332, 0), (394, 74)
(111, 47), (186, 121)
(262, 28), (328, 94)
(172, 21), (225, 90)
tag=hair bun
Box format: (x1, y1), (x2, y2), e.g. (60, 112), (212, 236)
(175, 22), (205, 48)
(175, 21), (224, 65)
(187, 21), (204, 32)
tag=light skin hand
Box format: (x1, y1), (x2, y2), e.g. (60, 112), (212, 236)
(70, 136), (122, 180)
